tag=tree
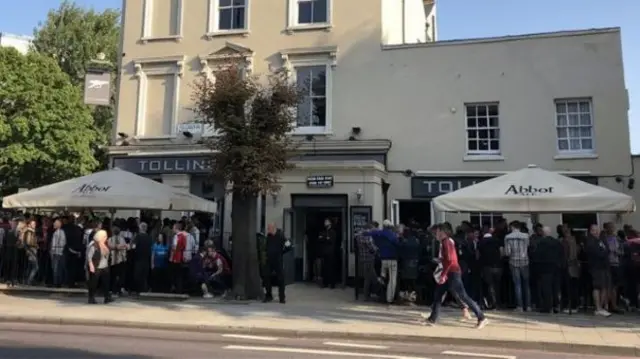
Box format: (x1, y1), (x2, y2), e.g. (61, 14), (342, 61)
(32, 0), (120, 168)
(0, 47), (98, 190)
(192, 67), (301, 299)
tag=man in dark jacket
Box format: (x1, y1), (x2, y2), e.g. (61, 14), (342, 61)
(586, 224), (612, 317)
(263, 223), (287, 303)
(318, 219), (337, 289)
(132, 222), (153, 294)
(62, 216), (83, 287)
(478, 231), (503, 309)
(2, 219), (19, 285)
(531, 227), (564, 313)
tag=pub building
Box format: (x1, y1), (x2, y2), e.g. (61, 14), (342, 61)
(109, 139), (392, 285)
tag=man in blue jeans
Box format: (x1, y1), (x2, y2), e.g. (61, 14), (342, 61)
(504, 221), (531, 311)
(422, 223), (488, 329)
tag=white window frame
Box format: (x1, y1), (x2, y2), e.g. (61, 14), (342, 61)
(464, 102), (501, 156)
(207, 0), (250, 37)
(133, 56), (185, 139)
(287, 0), (332, 32)
(284, 55), (333, 135)
(469, 212), (503, 229)
(141, 0), (184, 43)
(555, 98), (595, 154)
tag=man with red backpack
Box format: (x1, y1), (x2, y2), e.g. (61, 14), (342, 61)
(169, 222), (197, 294)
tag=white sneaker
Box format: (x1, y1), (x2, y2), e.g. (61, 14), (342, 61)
(595, 309), (612, 317)
(476, 318), (489, 329)
(203, 293), (213, 299)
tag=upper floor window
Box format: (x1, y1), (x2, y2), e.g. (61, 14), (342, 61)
(555, 99), (594, 153)
(218, 0), (246, 30)
(287, 0), (331, 31)
(296, 65), (327, 132)
(208, 0), (249, 35)
(465, 103), (500, 155)
(298, 0), (327, 24)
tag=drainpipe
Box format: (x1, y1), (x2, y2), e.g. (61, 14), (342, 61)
(401, 0), (406, 44)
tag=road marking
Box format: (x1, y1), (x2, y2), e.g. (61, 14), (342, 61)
(224, 345), (430, 359)
(323, 341), (390, 349)
(441, 351), (516, 359)
(221, 334), (279, 341)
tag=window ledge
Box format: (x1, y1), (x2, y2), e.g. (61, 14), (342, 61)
(140, 35), (183, 44)
(554, 153), (598, 160)
(290, 128), (332, 136)
(135, 135), (178, 140)
(285, 23), (332, 34)
(205, 30), (250, 39)
(463, 154), (505, 162)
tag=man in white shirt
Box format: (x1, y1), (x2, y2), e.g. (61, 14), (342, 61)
(50, 219), (67, 287)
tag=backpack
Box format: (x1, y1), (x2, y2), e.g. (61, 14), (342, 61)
(627, 240), (640, 267)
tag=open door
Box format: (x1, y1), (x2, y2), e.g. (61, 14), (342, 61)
(341, 207), (348, 286)
(282, 208), (295, 286)
(390, 200), (400, 225)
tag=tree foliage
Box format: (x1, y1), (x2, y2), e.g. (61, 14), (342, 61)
(0, 47), (98, 189)
(192, 67), (302, 299)
(32, 0), (120, 168)
(193, 67), (301, 198)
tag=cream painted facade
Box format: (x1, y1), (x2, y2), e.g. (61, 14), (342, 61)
(110, 0), (632, 280)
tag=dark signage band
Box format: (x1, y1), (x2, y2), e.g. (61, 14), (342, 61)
(112, 156), (212, 175)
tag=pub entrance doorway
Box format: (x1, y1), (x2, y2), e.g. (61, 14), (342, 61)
(283, 194), (348, 285)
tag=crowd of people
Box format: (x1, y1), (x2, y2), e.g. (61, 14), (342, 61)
(356, 218), (640, 322)
(0, 214), (235, 303)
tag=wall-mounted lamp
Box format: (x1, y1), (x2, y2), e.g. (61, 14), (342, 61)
(355, 188), (363, 202)
(351, 127), (361, 135)
(271, 191), (279, 206)
(628, 178), (635, 190)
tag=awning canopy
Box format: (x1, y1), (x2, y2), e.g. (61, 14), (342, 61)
(2, 168), (217, 213)
(433, 165), (635, 213)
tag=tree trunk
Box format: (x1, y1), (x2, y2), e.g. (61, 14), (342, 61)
(230, 193), (262, 300)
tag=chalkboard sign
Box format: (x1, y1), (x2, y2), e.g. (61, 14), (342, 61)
(306, 175), (334, 188)
(349, 205), (372, 253)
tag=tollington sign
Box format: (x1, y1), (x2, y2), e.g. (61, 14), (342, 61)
(112, 156), (212, 175)
(505, 185), (554, 196)
(411, 177), (489, 198)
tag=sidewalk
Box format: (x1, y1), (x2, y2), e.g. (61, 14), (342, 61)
(0, 284), (639, 356)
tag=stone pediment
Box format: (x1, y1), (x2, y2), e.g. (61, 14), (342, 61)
(199, 42), (254, 76)
(205, 42), (253, 60)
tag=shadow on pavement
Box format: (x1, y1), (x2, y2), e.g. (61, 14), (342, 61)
(3, 283), (640, 331)
(0, 343), (151, 359)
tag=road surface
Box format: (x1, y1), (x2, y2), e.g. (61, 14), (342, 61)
(0, 322), (632, 358)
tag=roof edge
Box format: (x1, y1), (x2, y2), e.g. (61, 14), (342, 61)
(382, 27), (621, 51)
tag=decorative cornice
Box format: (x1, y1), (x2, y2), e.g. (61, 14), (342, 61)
(107, 139), (392, 156)
(132, 55), (186, 77)
(280, 45), (338, 68)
